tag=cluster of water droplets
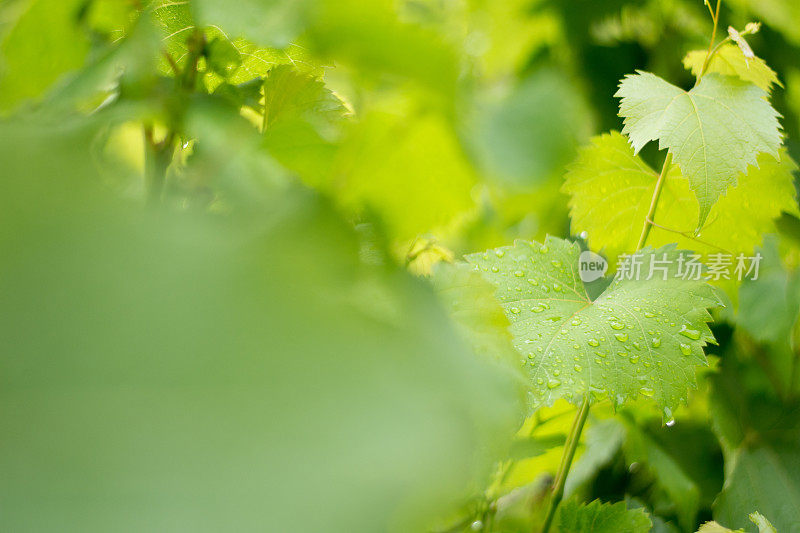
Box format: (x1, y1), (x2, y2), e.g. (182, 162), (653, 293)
(472, 243), (706, 409)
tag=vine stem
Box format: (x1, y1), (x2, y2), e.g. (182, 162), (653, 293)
(539, 396), (590, 533)
(538, 152), (672, 533)
(536, 5), (724, 531)
(636, 153), (673, 250)
(698, 0), (722, 82)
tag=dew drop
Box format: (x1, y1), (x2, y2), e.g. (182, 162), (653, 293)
(610, 321), (625, 330)
(679, 325), (701, 340)
(540, 245), (549, 253)
(614, 333), (629, 342)
(495, 250), (505, 258)
(588, 338), (600, 347)
(551, 260), (562, 268)
(491, 266), (499, 273)
(644, 311), (656, 318)
(574, 364), (582, 372)
(651, 337), (661, 348)
(531, 305), (543, 313)
(630, 354), (640, 363)
(547, 379), (561, 389)
(680, 343), (692, 356)
(541, 286), (550, 293)
(514, 270), (525, 277)
(510, 307), (521, 314)
(528, 278), (539, 286)
(571, 318), (582, 326)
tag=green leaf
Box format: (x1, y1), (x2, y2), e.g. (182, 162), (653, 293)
(623, 418), (700, 530)
(191, 0), (307, 48)
(616, 72), (782, 225)
(565, 418), (626, 496)
(737, 237), (800, 347)
(261, 64), (348, 186)
(0, 114), (521, 532)
(563, 132), (798, 265)
(508, 434), (567, 461)
(697, 522), (744, 532)
(714, 446), (800, 532)
(749, 512), (778, 533)
(683, 45), (781, 93)
(554, 499), (652, 533)
(432, 262), (521, 369)
(205, 36), (242, 77)
(468, 69), (593, 187)
(262, 64), (346, 132)
(467, 237), (719, 412)
(710, 369), (800, 532)
(0, 0), (91, 110)
(333, 107), (477, 241)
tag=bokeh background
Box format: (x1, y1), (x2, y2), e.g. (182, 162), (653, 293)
(1, 0), (800, 532)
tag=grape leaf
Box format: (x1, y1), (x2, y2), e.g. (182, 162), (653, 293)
(0, 0), (90, 110)
(749, 512), (779, 533)
(0, 113), (521, 532)
(260, 65), (349, 187)
(432, 262), (521, 369)
(683, 45), (781, 93)
(737, 237), (800, 349)
(563, 132), (798, 266)
(467, 237), (719, 412)
(710, 369), (800, 532)
(554, 499), (651, 533)
(616, 72), (782, 225)
(623, 417), (700, 530)
(191, 0), (307, 48)
(333, 107), (477, 241)
(565, 418), (626, 497)
(697, 522), (744, 533)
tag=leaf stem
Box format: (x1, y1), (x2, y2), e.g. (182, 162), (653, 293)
(698, 0), (723, 82)
(636, 153), (673, 250)
(144, 126), (175, 204)
(538, 396), (590, 533)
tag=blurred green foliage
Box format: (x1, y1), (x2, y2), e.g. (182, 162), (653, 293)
(1, 0), (800, 532)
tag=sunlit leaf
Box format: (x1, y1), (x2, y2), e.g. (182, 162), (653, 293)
(616, 72), (782, 225)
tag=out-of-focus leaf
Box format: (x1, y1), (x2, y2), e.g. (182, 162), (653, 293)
(508, 435), (567, 461)
(0, 0), (90, 111)
(623, 419), (700, 530)
(565, 418), (626, 496)
(432, 262), (521, 369)
(191, 0), (307, 48)
(737, 237), (800, 347)
(468, 69), (593, 188)
(0, 114), (521, 532)
(260, 64), (348, 186)
(554, 499), (652, 533)
(709, 367), (800, 532)
(333, 106), (477, 241)
(205, 36), (242, 77)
